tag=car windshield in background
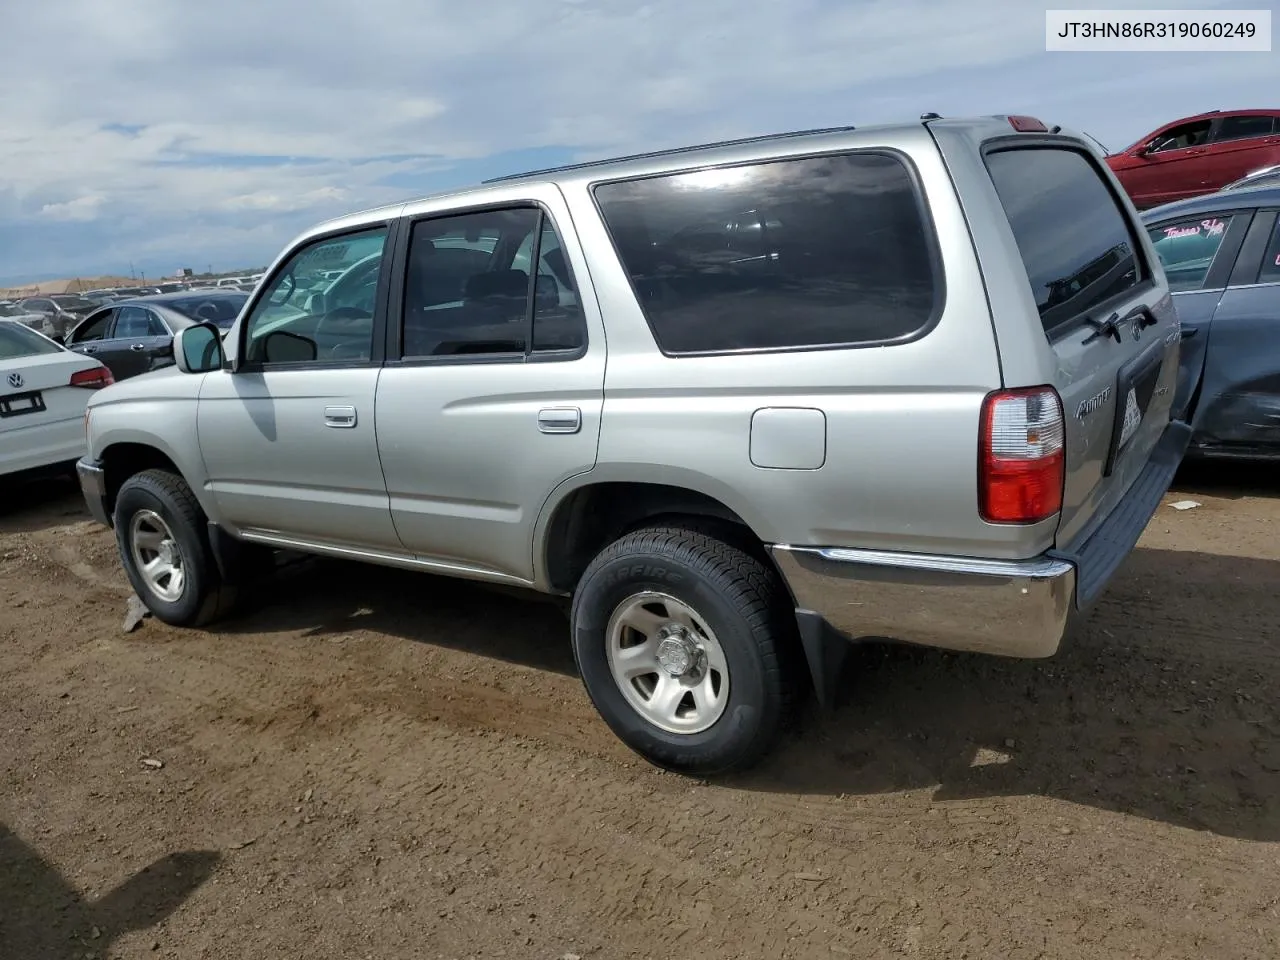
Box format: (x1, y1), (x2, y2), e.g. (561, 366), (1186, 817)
(51, 297), (99, 311)
(0, 322), (61, 359)
(164, 293), (250, 328)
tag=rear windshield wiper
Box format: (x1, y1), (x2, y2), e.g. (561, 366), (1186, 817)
(1082, 305), (1158, 345)
(1081, 311), (1123, 345)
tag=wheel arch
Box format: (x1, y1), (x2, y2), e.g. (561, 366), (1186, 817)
(533, 467), (788, 598)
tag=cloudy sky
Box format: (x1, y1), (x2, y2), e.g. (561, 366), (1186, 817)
(2, 0), (1275, 284)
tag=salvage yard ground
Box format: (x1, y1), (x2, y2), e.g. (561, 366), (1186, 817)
(2, 466), (1279, 960)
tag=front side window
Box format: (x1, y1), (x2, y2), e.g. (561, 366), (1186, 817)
(400, 208), (586, 358)
(1214, 115), (1276, 143)
(1149, 120), (1212, 153)
(71, 310), (114, 343)
(243, 225), (389, 365)
(593, 152), (938, 354)
(985, 146), (1143, 334)
(1146, 215), (1234, 291)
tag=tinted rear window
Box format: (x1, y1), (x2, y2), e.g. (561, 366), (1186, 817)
(985, 147), (1143, 334)
(593, 152), (938, 354)
(0, 322), (61, 359)
(165, 293), (249, 327)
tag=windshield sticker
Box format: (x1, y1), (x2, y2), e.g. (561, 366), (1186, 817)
(1164, 218), (1226, 240)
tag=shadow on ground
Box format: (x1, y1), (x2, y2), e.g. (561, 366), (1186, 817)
(741, 545), (1280, 842)
(223, 554), (577, 676)
(0, 472), (87, 534)
(215, 541), (1280, 842)
(0, 823), (219, 959)
(1171, 457), (1280, 500)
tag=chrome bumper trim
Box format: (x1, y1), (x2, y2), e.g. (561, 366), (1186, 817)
(769, 545), (1076, 659)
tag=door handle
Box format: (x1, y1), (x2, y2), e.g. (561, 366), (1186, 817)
(538, 406), (581, 434)
(323, 405), (358, 428)
(130, 343), (146, 351)
(1181, 328), (1198, 339)
(79, 345), (96, 353)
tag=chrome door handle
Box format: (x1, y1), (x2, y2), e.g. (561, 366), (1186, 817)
(538, 406), (581, 434)
(324, 405), (357, 428)
(130, 343), (146, 351)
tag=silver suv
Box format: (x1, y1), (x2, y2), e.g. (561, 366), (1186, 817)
(77, 115), (1190, 774)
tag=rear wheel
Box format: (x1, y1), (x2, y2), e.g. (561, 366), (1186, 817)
(570, 524), (800, 775)
(113, 469), (236, 627)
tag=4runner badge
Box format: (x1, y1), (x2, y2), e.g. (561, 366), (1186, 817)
(1076, 386), (1110, 421)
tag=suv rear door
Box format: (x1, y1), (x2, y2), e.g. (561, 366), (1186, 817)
(982, 138), (1181, 549)
(929, 122), (1182, 557)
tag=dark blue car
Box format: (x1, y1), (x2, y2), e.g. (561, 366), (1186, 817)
(1142, 185), (1280, 460)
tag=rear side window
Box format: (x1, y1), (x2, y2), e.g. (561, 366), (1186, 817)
(593, 152), (939, 355)
(985, 147), (1143, 335)
(1214, 115), (1275, 142)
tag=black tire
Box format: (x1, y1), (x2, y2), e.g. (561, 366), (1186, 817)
(113, 469), (236, 627)
(570, 524), (801, 776)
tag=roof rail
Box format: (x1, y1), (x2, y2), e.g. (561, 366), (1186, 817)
(481, 125), (859, 184)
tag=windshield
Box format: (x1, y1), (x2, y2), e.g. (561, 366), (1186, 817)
(0, 321), (61, 359)
(163, 293), (249, 328)
(50, 296), (98, 311)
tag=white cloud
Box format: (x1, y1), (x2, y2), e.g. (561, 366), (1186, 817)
(39, 194), (106, 221)
(0, 0), (1273, 281)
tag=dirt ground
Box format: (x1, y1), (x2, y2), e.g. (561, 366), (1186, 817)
(2, 465), (1279, 960)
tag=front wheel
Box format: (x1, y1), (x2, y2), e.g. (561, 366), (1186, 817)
(113, 469), (235, 627)
(570, 525), (801, 775)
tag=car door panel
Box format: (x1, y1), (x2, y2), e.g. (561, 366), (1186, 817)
(197, 367), (400, 547)
(374, 191), (606, 583)
(196, 221), (402, 550)
(1191, 211), (1280, 455)
(1145, 210), (1253, 419)
(1205, 116), (1280, 186)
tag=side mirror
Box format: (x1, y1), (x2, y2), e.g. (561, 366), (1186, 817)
(304, 291), (327, 315)
(172, 322), (225, 373)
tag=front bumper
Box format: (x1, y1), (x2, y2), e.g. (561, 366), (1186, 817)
(76, 456), (112, 527)
(769, 418), (1192, 660)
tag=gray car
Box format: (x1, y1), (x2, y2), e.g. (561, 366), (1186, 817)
(75, 115), (1188, 774)
(1141, 184), (1280, 458)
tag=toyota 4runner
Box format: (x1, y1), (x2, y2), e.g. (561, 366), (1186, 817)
(77, 115), (1191, 774)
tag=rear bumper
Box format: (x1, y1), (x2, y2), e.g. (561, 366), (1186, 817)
(76, 456), (112, 528)
(769, 418), (1192, 660)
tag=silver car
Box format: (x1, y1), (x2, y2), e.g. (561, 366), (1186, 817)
(76, 115), (1189, 774)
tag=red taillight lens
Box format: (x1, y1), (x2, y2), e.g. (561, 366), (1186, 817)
(70, 366), (114, 389)
(979, 387), (1065, 524)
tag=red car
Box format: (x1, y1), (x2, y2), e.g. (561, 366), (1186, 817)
(1105, 109), (1280, 209)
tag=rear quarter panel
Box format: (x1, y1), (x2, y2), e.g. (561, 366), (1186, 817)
(554, 127), (1047, 559)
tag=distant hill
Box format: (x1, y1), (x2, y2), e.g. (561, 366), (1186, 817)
(0, 275), (139, 298)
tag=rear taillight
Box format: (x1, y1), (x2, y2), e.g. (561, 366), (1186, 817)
(70, 366), (114, 389)
(979, 387), (1065, 524)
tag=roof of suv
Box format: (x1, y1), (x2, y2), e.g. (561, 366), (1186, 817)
(302, 115), (1072, 244)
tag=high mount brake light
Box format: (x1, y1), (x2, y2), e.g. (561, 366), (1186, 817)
(1007, 115), (1049, 133)
(979, 387), (1065, 524)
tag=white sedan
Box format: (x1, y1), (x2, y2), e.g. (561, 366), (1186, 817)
(0, 320), (114, 478)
